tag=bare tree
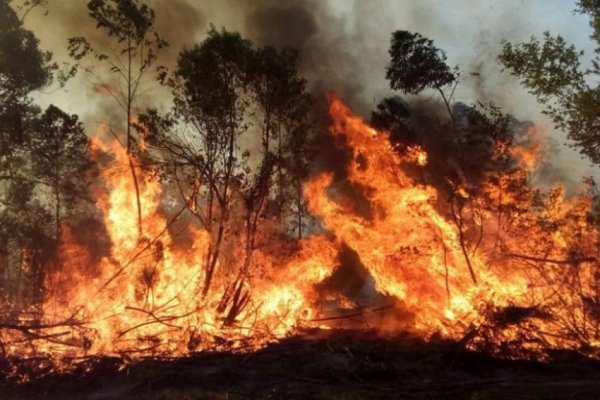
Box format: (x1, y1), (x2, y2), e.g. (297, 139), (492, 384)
(69, 0), (167, 238)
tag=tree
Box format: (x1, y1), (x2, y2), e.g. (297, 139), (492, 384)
(1, 0), (54, 182)
(153, 28), (254, 302)
(0, 1), (53, 95)
(0, 0), (91, 305)
(378, 29), (554, 287)
(382, 30), (496, 283)
(498, 1), (600, 164)
(386, 30), (457, 120)
(0, 0), (55, 304)
(69, 0), (167, 237)
(141, 28), (314, 323)
(29, 105), (90, 241)
(250, 45), (314, 237)
(382, 30), (469, 171)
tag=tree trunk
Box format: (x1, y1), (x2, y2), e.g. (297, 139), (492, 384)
(451, 198), (478, 285)
(126, 37), (143, 239)
(54, 185), (61, 242)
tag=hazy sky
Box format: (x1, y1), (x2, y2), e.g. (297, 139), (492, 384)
(22, 0), (599, 186)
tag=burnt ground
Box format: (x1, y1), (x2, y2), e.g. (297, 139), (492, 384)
(2, 329), (600, 400)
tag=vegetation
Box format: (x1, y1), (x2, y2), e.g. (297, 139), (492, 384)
(374, 27), (600, 347)
(68, 0), (168, 237)
(499, 1), (600, 164)
(0, 0), (90, 304)
(140, 27), (314, 316)
(2, 1), (600, 394)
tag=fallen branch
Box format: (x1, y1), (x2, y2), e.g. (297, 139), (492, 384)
(506, 252), (597, 266)
(117, 306), (196, 338)
(311, 304), (395, 322)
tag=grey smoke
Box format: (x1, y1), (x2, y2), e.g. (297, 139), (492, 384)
(20, 0), (600, 186)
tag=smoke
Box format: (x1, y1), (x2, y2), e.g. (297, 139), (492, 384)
(243, 0), (368, 113)
(19, 0), (600, 187)
(235, 0), (599, 190)
(22, 0), (205, 127)
(30, 0), (205, 64)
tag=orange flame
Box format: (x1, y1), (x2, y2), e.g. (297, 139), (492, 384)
(3, 95), (600, 376)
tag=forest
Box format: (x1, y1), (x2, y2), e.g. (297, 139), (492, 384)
(3, 0), (600, 399)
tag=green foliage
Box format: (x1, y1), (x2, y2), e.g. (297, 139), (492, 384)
(499, 32), (584, 133)
(500, 33), (584, 101)
(498, 2), (600, 165)
(578, 0), (600, 50)
(386, 30), (456, 95)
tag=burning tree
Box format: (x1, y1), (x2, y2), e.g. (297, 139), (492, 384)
(68, 0), (168, 238)
(3, 0), (600, 385)
(140, 28), (314, 321)
(376, 29), (600, 357)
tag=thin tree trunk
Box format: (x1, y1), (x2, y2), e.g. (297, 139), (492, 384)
(128, 155), (143, 238)
(296, 181), (303, 239)
(437, 87), (455, 126)
(203, 120), (235, 296)
(54, 185), (61, 242)
(451, 198), (478, 285)
(202, 213), (225, 297)
(126, 36), (143, 238)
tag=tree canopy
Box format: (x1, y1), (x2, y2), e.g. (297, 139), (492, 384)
(499, 1), (600, 164)
(0, 0), (91, 304)
(386, 30), (456, 96)
(141, 28), (314, 314)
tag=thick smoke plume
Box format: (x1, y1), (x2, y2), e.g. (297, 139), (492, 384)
(21, 0), (600, 186)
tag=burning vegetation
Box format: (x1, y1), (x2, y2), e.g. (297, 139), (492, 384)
(3, 0), (600, 395)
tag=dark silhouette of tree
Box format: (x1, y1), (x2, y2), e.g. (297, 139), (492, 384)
(250, 46), (314, 237)
(148, 28), (254, 301)
(1, 0), (53, 303)
(0, 0), (89, 304)
(30, 105), (90, 242)
(499, 1), (600, 164)
(69, 0), (167, 238)
(386, 30), (458, 120)
(1, 0), (54, 180)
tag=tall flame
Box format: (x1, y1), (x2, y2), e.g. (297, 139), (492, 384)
(3, 94), (600, 376)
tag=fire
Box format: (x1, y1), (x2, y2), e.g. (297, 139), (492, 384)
(306, 96), (529, 336)
(2, 94), (600, 378)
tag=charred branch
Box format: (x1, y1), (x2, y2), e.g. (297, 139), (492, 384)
(505, 252), (597, 266)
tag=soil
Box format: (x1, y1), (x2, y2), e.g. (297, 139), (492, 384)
(2, 329), (600, 400)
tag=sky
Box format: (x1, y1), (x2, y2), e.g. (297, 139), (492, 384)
(21, 0), (599, 187)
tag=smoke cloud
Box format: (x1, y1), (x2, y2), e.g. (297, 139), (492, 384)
(19, 0), (600, 185)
